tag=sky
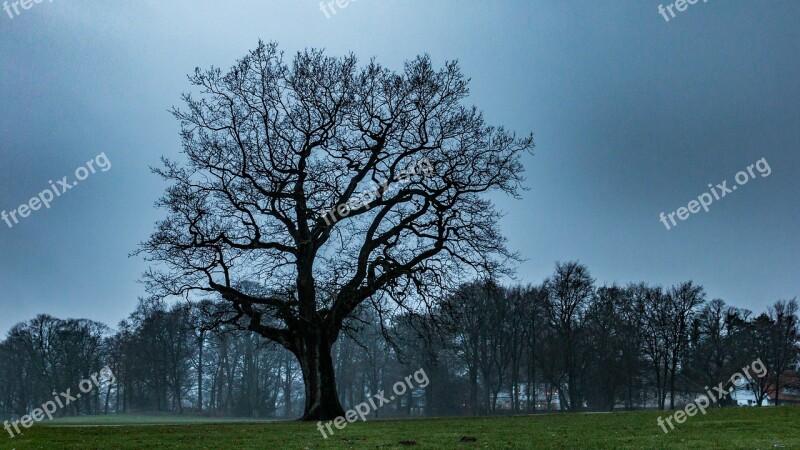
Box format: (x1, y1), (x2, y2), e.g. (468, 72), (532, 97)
(0, 0), (798, 335)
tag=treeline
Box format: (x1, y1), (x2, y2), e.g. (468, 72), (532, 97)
(442, 263), (799, 413)
(1, 261), (798, 419)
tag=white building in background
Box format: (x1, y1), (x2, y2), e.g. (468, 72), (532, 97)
(730, 381), (773, 407)
(729, 370), (800, 407)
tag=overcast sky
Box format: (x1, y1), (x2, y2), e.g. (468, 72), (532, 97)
(1, 0), (798, 335)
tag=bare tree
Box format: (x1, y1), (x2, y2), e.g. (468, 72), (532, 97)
(444, 282), (486, 416)
(506, 285), (531, 414)
(665, 281), (705, 409)
(583, 285), (629, 411)
(767, 299), (800, 405)
(137, 41), (533, 420)
(749, 313), (776, 405)
(523, 284), (546, 413)
(688, 299), (751, 406)
(638, 284), (670, 409)
(478, 280), (512, 414)
(543, 261), (594, 411)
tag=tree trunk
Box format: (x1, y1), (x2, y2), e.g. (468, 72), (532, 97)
(197, 331), (205, 412)
(104, 381), (112, 414)
(469, 366), (478, 416)
(511, 372), (519, 414)
(294, 329), (345, 421)
(369, 368), (380, 419)
(669, 356), (677, 410)
(545, 384), (553, 411)
(485, 382), (492, 415)
(283, 354), (293, 418)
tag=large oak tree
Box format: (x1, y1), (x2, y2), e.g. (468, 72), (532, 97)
(139, 41), (533, 420)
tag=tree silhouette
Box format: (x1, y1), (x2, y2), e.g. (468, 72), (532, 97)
(138, 41), (533, 420)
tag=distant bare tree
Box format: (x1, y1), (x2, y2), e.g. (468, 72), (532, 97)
(639, 284), (670, 410)
(444, 282), (486, 416)
(665, 281), (705, 409)
(767, 299), (800, 405)
(688, 299), (751, 406)
(523, 284), (546, 413)
(506, 285), (531, 414)
(543, 261), (594, 411)
(479, 280), (512, 414)
(749, 313), (776, 405)
(584, 285), (629, 411)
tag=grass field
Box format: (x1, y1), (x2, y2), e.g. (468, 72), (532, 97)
(5, 407), (799, 449)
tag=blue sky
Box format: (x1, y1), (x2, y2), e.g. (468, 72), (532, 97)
(0, 0), (798, 334)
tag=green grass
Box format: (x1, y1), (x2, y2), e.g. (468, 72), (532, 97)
(48, 414), (276, 426)
(5, 406), (799, 449)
